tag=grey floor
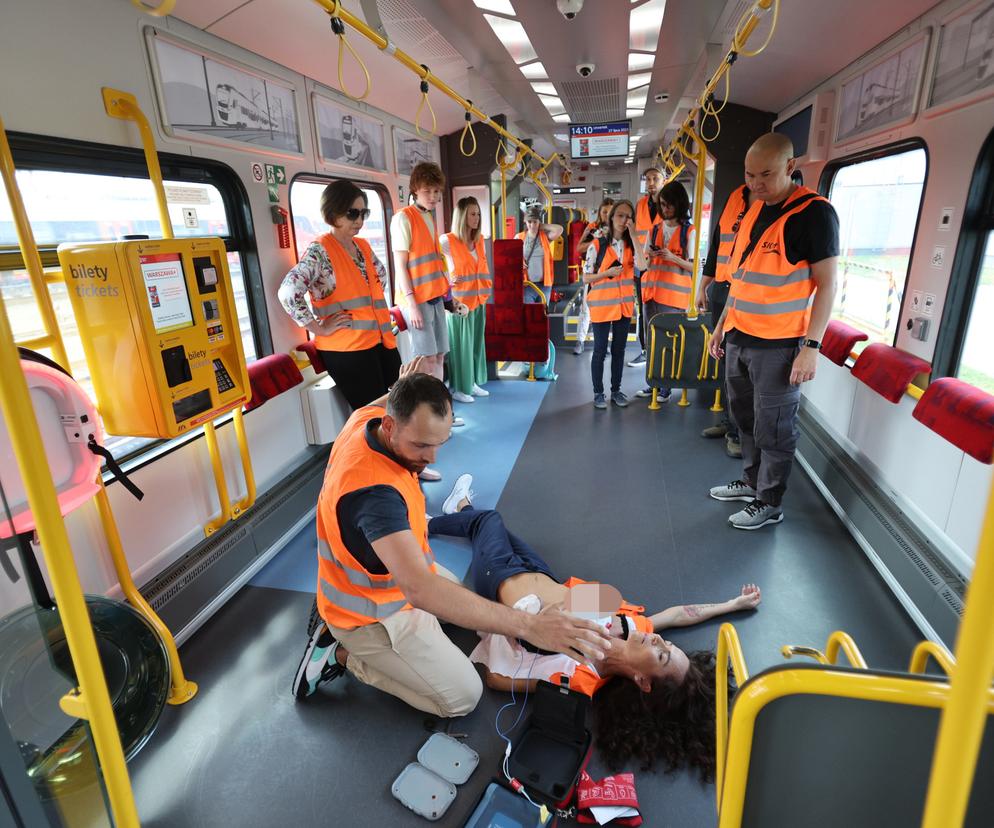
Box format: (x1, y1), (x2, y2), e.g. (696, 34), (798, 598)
(129, 342), (922, 827)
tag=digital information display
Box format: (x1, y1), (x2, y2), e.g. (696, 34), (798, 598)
(569, 121), (630, 160)
(140, 253), (194, 334)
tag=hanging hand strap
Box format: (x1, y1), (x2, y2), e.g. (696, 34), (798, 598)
(87, 436), (145, 501)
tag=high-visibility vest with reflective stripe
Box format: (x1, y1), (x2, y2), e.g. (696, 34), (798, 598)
(634, 195), (661, 249)
(316, 406), (436, 630)
(587, 239), (635, 323)
(516, 230), (554, 287)
(312, 234), (397, 351)
(443, 232), (492, 311)
(399, 205), (448, 305)
(642, 221), (694, 308)
(715, 185), (750, 284)
(725, 186), (829, 340)
(548, 577), (652, 697)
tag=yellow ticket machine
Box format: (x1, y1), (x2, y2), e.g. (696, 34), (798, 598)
(57, 237), (249, 438)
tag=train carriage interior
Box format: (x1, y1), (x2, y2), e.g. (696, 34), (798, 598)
(1, 0), (994, 826)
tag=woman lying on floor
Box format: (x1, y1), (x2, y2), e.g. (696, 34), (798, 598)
(428, 479), (761, 783)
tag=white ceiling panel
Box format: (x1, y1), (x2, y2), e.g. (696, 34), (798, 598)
(170, 0), (247, 30)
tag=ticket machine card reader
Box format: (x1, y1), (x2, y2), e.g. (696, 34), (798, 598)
(57, 237), (250, 438)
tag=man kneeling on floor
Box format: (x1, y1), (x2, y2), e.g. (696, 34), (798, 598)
(292, 357), (610, 717)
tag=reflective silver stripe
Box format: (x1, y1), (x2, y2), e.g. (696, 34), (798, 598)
(453, 289), (492, 300)
(319, 538), (399, 589)
(730, 295), (813, 315)
(373, 299), (389, 310)
(412, 269), (446, 286)
(380, 322), (394, 333)
(737, 267), (812, 287)
(720, 233), (737, 242)
(588, 297), (629, 307)
(716, 255), (730, 264)
(641, 280), (690, 293)
(320, 577), (409, 619)
(409, 252), (445, 268)
(317, 296), (374, 315)
(349, 320), (380, 330)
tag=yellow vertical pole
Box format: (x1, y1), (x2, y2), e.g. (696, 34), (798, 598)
(500, 161), (509, 240)
(0, 278), (140, 828)
(711, 388), (723, 412)
(0, 121), (71, 370)
(921, 470), (994, 827)
(682, 124), (707, 321)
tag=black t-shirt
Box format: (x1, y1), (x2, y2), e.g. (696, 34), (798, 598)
(727, 194), (840, 348)
(335, 418), (412, 575)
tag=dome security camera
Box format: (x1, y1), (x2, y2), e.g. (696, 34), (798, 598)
(557, 0), (584, 20)
(576, 63), (595, 78)
(654, 92), (670, 103)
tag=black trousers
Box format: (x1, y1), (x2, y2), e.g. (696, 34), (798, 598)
(633, 271), (646, 352)
(318, 343), (401, 411)
(708, 280), (739, 439)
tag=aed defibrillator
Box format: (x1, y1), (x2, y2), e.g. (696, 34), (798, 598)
(57, 237), (249, 438)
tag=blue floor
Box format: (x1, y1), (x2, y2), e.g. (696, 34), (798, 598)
(249, 379), (550, 592)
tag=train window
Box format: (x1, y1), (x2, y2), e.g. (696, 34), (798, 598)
(289, 178), (393, 301)
(824, 144), (927, 350)
(955, 231), (994, 393)
(0, 158), (264, 463)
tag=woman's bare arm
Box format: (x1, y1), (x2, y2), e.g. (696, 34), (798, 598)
(649, 584), (761, 630)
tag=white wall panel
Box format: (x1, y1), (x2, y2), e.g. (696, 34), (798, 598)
(945, 456), (993, 571)
(802, 359), (856, 436)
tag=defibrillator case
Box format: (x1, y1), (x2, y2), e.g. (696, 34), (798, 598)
(507, 678), (593, 812)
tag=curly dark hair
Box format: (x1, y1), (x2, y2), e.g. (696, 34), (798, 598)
(591, 650), (730, 784)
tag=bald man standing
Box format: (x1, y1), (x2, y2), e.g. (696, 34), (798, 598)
(707, 134), (838, 530)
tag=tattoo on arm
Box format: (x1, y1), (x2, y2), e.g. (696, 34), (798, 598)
(683, 603), (717, 618)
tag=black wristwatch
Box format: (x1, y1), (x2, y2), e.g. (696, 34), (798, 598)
(803, 338), (822, 350)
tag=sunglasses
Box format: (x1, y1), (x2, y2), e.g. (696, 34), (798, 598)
(345, 208), (371, 221)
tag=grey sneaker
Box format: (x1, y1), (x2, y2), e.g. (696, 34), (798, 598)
(626, 352), (647, 367)
(709, 480), (757, 502)
(702, 423), (728, 438)
(593, 393), (607, 409)
(611, 391), (630, 407)
(292, 622), (344, 699)
(729, 500), (784, 531)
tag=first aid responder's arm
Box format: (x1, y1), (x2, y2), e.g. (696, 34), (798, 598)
(371, 531), (612, 664)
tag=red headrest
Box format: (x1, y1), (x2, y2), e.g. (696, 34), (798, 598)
(294, 340), (325, 373)
(245, 353), (304, 412)
(821, 320), (869, 367)
(912, 377), (994, 464)
(851, 343), (931, 404)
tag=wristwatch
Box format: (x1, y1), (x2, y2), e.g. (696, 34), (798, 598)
(803, 338), (822, 350)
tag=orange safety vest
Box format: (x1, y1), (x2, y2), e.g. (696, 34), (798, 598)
(549, 577), (653, 698)
(587, 238), (635, 323)
(725, 185), (829, 340)
(399, 205), (448, 305)
(715, 185), (750, 284)
(442, 232), (492, 311)
(312, 234), (397, 352)
(516, 230), (554, 287)
(642, 221), (695, 308)
(316, 406), (436, 630)
(634, 195), (662, 249)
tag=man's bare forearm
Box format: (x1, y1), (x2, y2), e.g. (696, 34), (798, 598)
(408, 571), (532, 639)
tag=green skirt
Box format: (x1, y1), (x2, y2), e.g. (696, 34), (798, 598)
(446, 305), (488, 395)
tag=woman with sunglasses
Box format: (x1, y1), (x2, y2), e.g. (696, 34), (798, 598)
(279, 179), (400, 410)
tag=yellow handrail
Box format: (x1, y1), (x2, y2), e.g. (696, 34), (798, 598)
(921, 464), (994, 827)
(0, 119), (141, 828)
(909, 641), (956, 677)
(715, 622), (750, 810)
(782, 631), (868, 669)
(313, 0), (559, 174)
(0, 125), (71, 370)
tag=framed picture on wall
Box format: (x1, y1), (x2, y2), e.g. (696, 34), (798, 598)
(393, 127), (437, 176)
(312, 93), (387, 171)
(835, 31), (930, 144)
(147, 31), (302, 154)
(927, 0), (994, 113)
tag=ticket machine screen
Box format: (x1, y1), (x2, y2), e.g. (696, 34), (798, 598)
(140, 253), (194, 334)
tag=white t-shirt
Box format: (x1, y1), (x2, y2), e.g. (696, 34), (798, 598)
(652, 222), (696, 259)
(583, 237), (627, 274)
(390, 206), (437, 253)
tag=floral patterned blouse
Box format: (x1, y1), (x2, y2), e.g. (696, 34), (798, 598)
(278, 238), (390, 327)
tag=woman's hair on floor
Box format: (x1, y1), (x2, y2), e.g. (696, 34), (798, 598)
(592, 650), (731, 784)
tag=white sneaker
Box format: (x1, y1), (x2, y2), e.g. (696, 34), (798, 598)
(471, 384), (490, 397)
(419, 468), (442, 482)
(452, 416), (466, 427)
(451, 390), (475, 404)
(442, 473), (474, 514)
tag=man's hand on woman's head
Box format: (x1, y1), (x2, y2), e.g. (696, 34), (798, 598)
(732, 584), (761, 611)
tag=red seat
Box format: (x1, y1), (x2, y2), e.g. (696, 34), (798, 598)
(245, 353), (304, 412)
(912, 377), (994, 464)
(485, 238), (549, 363)
(821, 320), (869, 367)
(851, 343), (931, 404)
(294, 340), (325, 374)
